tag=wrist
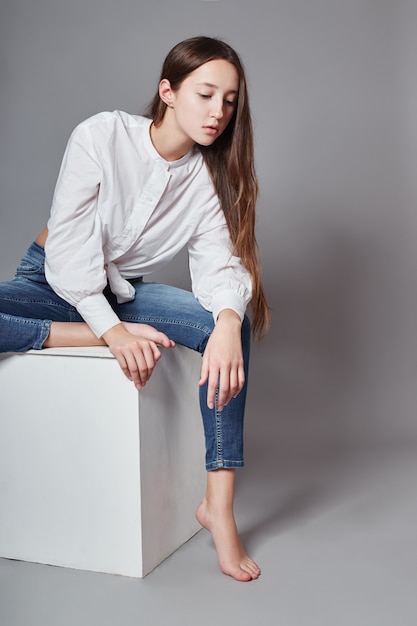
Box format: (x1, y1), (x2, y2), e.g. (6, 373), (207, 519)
(102, 322), (128, 344)
(216, 308), (242, 327)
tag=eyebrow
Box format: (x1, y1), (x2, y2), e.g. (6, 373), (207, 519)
(196, 81), (238, 94)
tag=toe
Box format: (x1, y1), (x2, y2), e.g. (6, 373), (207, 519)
(235, 569), (252, 582)
(241, 558), (261, 579)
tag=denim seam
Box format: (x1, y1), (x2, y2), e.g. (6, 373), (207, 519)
(214, 387), (223, 466)
(122, 315), (213, 336)
(0, 295), (77, 312)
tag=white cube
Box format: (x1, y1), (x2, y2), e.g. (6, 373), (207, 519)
(0, 345), (206, 577)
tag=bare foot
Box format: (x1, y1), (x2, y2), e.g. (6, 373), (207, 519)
(196, 499), (260, 581)
(122, 322), (175, 348)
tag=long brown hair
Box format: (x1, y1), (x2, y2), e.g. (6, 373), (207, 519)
(147, 36), (270, 338)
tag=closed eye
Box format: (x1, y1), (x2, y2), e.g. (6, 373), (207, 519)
(198, 93), (236, 107)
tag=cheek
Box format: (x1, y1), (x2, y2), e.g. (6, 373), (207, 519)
(224, 109), (235, 126)
(183, 99), (202, 120)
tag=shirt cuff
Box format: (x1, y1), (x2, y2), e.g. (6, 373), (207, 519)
(211, 291), (246, 324)
(76, 293), (121, 338)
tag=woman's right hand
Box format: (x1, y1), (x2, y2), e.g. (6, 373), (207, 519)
(103, 323), (175, 389)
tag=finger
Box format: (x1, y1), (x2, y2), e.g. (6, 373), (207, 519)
(236, 364), (245, 396)
(229, 363), (245, 400)
(111, 345), (141, 384)
(149, 343), (162, 363)
(157, 334), (176, 349)
(125, 350), (148, 388)
(148, 329), (175, 349)
(219, 369), (240, 410)
(207, 369), (220, 410)
(130, 324), (175, 349)
(113, 351), (132, 381)
(199, 355), (209, 387)
(226, 367), (239, 405)
(133, 344), (158, 387)
(144, 342), (161, 369)
(217, 369), (231, 411)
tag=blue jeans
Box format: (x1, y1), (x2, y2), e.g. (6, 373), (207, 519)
(0, 242), (250, 471)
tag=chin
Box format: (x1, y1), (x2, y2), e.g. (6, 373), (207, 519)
(196, 136), (218, 147)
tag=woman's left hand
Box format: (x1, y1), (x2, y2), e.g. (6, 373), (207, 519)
(199, 309), (245, 411)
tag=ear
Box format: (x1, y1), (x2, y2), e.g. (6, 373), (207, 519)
(159, 78), (174, 107)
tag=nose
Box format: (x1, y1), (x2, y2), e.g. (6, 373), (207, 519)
(210, 98), (224, 120)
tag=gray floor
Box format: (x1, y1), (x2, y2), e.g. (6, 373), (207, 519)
(1, 441), (416, 626)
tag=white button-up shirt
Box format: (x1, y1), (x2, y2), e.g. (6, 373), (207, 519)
(45, 111), (252, 338)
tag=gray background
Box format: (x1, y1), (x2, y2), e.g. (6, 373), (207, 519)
(1, 0), (416, 449)
(1, 1), (417, 625)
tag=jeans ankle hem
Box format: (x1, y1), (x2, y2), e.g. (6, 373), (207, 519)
(206, 459), (244, 471)
(33, 320), (52, 350)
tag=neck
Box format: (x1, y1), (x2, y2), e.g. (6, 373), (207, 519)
(150, 113), (194, 162)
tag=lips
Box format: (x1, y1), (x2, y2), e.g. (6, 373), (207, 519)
(203, 125), (219, 135)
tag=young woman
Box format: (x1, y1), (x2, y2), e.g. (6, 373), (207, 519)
(0, 36), (269, 581)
